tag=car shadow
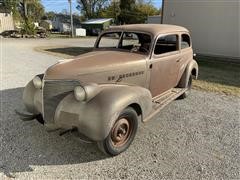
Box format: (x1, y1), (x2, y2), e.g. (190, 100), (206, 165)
(45, 47), (93, 57)
(0, 87), (107, 177)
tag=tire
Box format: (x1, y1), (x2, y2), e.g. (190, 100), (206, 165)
(179, 75), (192, 99)
(97, 107), (138, 156)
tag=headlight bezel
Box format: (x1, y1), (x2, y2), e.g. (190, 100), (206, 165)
(74, 83), (100, 102)
(74, 86), (86, 101)
(33, 76), (42, 89)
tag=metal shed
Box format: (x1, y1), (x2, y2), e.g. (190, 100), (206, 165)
(81, 18), (113, 35)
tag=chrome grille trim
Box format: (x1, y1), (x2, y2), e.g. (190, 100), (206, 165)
(42, 80), (81, 123)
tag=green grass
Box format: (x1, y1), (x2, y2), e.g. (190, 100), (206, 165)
(193, 58), (240, 96)
(35, 46), (240, 96)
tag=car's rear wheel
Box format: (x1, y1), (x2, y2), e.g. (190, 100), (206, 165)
(179, 75), (192, 99)
(97, 107), (138, 156)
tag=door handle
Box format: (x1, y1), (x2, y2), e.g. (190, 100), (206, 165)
(149, 64), (153, 69)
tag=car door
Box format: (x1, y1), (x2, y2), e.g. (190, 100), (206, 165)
(149, 33), (181, 97)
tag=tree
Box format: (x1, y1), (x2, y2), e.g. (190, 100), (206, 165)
(134, 3), (160, 23)
(118, 0), (135, 24)
(1, 0), (44, 34)
(76, 0), (109, 19)
(25, 0), (45, 22)
(118, 0), (160, 24)
(99, 0), (120, 22)
(1, 0), (44, 22)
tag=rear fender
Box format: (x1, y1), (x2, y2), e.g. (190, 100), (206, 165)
(178, 60), (198, 88)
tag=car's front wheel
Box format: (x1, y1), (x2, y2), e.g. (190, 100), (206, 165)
(97, 107), (138, 156)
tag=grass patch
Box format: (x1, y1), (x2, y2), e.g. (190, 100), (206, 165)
(194, 58), (240, 96)
(35, 46), (240, 96)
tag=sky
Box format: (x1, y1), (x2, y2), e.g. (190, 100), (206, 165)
(41, 0), (163, 14)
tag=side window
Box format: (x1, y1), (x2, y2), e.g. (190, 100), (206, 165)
(181, 34), (191, 49)
(98, 32), (121, 48)
(122, 32), (139, 47)
(154, 34), (179, 55)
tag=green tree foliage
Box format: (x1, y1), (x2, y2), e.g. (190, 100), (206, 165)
(99, 0), (160, 24)
(0, 0), (21, 20)
(134, 2), (160, 23)
(76, 0), (109, 19)
(118, 0), (135, 24)
(99, 0), (120, 23)
(1, 0), (44, 22)
(0, 0), (44, 34)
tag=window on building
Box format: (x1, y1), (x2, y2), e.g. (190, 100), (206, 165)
(154, 34), (179, 55)
(181, 34), (191, 49)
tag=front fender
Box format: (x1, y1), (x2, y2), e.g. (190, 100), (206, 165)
(53, 84), (152, 141)
(23, 79), (43, 114)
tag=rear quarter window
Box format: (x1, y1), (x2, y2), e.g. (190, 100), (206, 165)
(154, 34), (179, 55)
(181, 34), (191, 49)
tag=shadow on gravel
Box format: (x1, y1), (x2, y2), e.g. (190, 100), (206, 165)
(0, 87), (106, 177)
(45, 47), (93, 57)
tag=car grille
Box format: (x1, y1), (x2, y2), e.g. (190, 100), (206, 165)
(42, 80), (81, 123)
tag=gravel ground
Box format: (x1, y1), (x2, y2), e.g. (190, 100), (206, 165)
(0, 38), (240, 179)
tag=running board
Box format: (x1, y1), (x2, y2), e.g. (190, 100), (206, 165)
(143, 88), (187, 122)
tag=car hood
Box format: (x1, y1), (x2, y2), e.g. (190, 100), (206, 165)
(44, 50), (147, 80)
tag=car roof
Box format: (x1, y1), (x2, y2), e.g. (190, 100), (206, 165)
(107, 24), (189, 37)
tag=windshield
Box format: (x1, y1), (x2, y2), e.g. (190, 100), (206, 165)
(96, 32), (152, 55)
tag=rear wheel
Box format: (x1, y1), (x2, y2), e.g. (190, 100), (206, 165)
(97, 107), (138, 156)
(179, 75), (192, 99)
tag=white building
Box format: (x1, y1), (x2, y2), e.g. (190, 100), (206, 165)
(146, 15), (161, 24)
(52, 14), (81, 32)
(162, 0), (240, 61)
(0, 12), (14, 33)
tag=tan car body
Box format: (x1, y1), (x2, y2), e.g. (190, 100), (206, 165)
(21, 24), (198, 141)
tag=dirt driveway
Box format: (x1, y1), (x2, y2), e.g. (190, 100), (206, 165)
(0, 38), (239, 179)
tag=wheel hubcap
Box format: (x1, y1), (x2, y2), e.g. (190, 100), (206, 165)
(111, 118), (132, 147)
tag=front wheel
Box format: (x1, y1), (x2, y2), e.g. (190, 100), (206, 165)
(179, 75), (192, 99)
(97, 107), (138, 156)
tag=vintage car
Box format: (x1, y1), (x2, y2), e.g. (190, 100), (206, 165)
(16, 24), (198, 156)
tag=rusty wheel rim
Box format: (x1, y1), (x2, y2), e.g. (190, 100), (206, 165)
(111, 118), (132, 147)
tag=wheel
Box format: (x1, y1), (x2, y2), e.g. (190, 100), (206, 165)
(179, 75), (192, 99)
(97, 107), (138, 156)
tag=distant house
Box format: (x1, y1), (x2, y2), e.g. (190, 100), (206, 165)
(81, 18), (113, 35)
(52, 14), (81, 32)
(40, 20), (53, 30)
(0, 12), (14, 33)
(146, 15), (161, 24)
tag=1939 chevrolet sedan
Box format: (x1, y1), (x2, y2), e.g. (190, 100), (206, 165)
(17, 24), (198, 156)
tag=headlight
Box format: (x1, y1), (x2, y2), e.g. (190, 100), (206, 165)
(33, 76), (42, 89)
(74, 83), (100, 102)
(74, 86), (86, 101)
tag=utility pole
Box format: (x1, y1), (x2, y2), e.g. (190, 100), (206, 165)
(68, 0), (74, 37)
